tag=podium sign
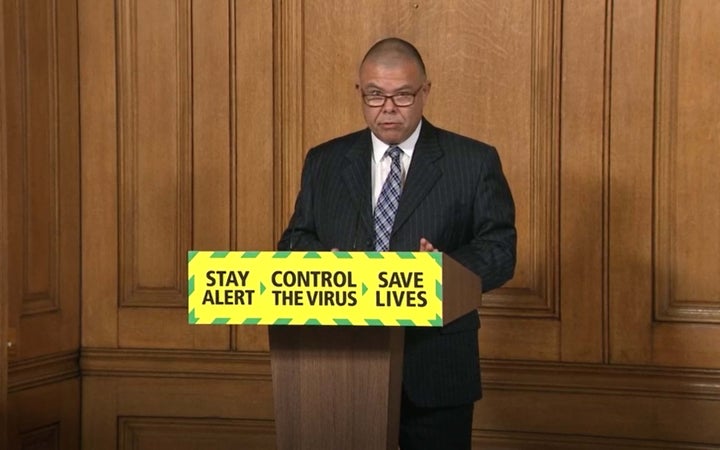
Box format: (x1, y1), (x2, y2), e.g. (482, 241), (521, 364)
(187, 250), (447, 327)
(188, 250), (482, 449)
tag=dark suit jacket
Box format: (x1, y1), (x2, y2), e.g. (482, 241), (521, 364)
(278, 119), (516, 407)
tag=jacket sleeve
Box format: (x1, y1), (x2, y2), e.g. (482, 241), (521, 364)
(449, 146), (517, 292)
(277, 149), (327, 251)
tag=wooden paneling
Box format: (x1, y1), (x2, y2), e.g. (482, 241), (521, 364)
(477, 388), (720, 445)
(274, 0), (305, 234)
(117, 0), (192, 309)
(233, 1), (275, 250)
(12, 0), (61, 318)
(4, 0), (79, 360)
(73, 0), (720, 449)
(1, 0), (9, 443)
(21, 423), (59, 450)
(82, 351), (274, 450)
(608, 0), (657, 366)
(654, 0), (720, 323)
(78, 0), (276, 447)
(77, 0), (119, 349)
(609, 0), (720, 369)
(8, 379), (79, 450)
(558, 0), (608, 363)
(474, 432), (719, 450)
(119, 417), (275, 450)
(80, 0), (274, 352)
(192, 0), (231, 252)
(2, 0), (81, 448)
(233, 0), (274, 351)
(479, 360), (720, 446)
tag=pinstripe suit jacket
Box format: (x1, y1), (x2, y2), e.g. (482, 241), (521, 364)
(278, 119), (516, 407)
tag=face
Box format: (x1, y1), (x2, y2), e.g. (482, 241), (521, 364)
(357, 57), (430, 145)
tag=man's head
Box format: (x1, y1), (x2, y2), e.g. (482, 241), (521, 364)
(357, 38), (431, 145)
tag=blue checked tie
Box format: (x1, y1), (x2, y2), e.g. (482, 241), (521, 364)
(374, 146), (403, 251)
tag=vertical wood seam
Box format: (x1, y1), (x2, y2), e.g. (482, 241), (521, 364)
(273, 0), (304, 243)
(601, 0), (614, 364)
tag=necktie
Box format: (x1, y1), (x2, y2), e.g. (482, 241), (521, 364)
(374, 146), (403, 251)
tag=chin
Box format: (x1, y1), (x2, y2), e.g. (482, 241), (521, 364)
(377, 132), (403, 144)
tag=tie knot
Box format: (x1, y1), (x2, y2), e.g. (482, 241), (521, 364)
(386, 146), (403, 162)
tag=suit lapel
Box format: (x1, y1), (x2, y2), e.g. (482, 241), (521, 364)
(340, 123), (444, 246)
(341, 132), (373, 241)
(392, 121), (443, 235)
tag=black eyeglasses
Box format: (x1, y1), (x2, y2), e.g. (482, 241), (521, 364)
(359, 85), (424, 107)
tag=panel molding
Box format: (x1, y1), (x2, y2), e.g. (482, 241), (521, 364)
(20, 422), (60, 450)
(82, 369), (274, 449)
(654, 0), (720, 324)
(80, 348), (271, 380)
(8, 350), (79, 393)
(481, 359), (720, 400)
(273, 0), (305, 237)
(80, 349), (720, 446)
(119, 417), (274, 450)
(117, 0), (192, 308)
(481, 0), (561, 319)
(474, 429), (718, 449)
(80, 348), (720, 400)
(1, 0), (10, 440)
(15, 0), (61, 316)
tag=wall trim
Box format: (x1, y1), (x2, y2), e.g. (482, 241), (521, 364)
(80, 347), (271, 381)
(80, 348), (720, 400)
(8, 350), (80, 392)
(474, 429), (715, 449)
(482, 359), (720, 400)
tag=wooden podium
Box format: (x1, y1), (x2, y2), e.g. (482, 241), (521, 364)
(268, 253), (482, 450)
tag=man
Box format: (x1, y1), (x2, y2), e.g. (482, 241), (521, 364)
(278, 37), (516, 450)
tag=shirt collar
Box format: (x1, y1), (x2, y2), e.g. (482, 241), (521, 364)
(371, 120), (422, 162)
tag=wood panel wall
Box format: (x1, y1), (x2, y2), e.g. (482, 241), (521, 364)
(1, 0), (9, 443)
(2, 0), (81, 448)
(79, 0), (275, 448)
(2, 0), (718, 449)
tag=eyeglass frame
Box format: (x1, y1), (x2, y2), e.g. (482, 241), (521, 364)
(357, 84), (425, 107)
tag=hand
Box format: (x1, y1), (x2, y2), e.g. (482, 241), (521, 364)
(419, 238), (436, 252)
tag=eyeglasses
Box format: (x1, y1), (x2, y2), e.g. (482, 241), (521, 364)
(359, 85), (424, 107)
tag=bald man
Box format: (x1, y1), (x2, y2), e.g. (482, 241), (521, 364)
(278, 37), (516, 450)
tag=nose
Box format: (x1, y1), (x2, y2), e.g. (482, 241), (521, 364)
(381, 96), (397, 113)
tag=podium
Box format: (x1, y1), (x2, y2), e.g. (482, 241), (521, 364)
(187, 250), (481, 449)
(267, 253), (482, 450)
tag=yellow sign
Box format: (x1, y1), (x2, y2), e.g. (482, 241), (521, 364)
(187, 251), (445, 326)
